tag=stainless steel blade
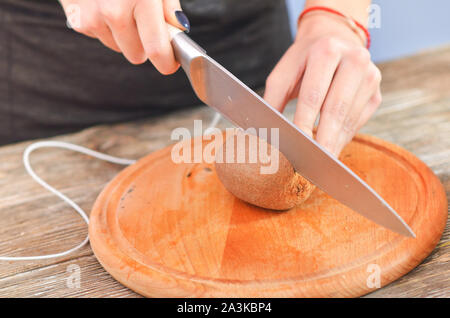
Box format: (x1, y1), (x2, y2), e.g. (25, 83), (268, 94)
(171, 33), (415, 238)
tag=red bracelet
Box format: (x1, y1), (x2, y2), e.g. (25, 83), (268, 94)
(297, 6), (371, 49)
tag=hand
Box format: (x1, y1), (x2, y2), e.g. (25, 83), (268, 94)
(264, 14), (382, 156)
(59, 0), (189, 74)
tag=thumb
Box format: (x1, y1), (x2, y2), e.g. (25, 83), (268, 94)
(163, 0), (190, 32)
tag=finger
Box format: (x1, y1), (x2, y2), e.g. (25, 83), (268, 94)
(316, 48), (370, 155)
(101, 3), (146, 64)
(293, 47), (341, 137)
(334, 65), (381, 154)
(163, 0), (189, 31)
(263, 45), (307, 112)
(357, 88), (382, 131)
(335, 89), (381, 156)
(61, 1), (120, 53)
(93, 22), (121, 53)
(134, 0), (179, 74)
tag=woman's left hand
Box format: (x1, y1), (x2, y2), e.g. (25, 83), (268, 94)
(264, 14), (382, 156)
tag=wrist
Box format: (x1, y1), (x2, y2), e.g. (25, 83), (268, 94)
(296, 13), (366, 48)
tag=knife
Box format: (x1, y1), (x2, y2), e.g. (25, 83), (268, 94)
(166, 25), (415, 238)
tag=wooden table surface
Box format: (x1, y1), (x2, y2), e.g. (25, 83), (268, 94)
(0, 46), (448, 298)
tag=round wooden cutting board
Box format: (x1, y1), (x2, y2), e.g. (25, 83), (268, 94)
(89, 133), (447, 297)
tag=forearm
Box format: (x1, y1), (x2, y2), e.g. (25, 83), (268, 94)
(303, 0), (371, 25)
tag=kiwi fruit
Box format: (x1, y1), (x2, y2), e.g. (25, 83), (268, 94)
(215, 129), (315, 210)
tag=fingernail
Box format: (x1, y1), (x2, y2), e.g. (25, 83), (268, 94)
(175, 10), (190, 33)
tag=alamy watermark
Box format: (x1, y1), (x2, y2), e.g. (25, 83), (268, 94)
(170, 120), (280, 174)
(65, 4), (81, 29)
(66, 264), (81, 289)
(64, 4), (382, 31)
(367, 4), (381, 29)
(366, 263), (381, 289)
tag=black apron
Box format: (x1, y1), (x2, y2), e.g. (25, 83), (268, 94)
(0, 0), (292, 144)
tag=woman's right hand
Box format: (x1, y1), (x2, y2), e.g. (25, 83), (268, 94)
(59, 0), (190, 74)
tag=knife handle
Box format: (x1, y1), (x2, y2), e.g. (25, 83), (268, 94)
(166, 22), (207, 73)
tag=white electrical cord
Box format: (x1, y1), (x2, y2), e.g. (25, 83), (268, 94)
(0, 113), (222, 262)
(204, 112), (222, 135)
(0, 141), (136, 261)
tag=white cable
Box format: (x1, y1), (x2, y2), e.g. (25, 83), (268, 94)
(204, 112), (222, 135)
(0, 114), (223, 262)
(0, 141), (135, 261)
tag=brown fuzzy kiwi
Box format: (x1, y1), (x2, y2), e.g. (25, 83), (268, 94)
(214, 129), (315, 210)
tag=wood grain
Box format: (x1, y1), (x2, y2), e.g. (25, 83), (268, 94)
(0, 46), (449, 297)
(88, 133), (447, 297)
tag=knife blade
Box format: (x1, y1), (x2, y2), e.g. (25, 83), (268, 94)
(168, 27), (415, 238)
